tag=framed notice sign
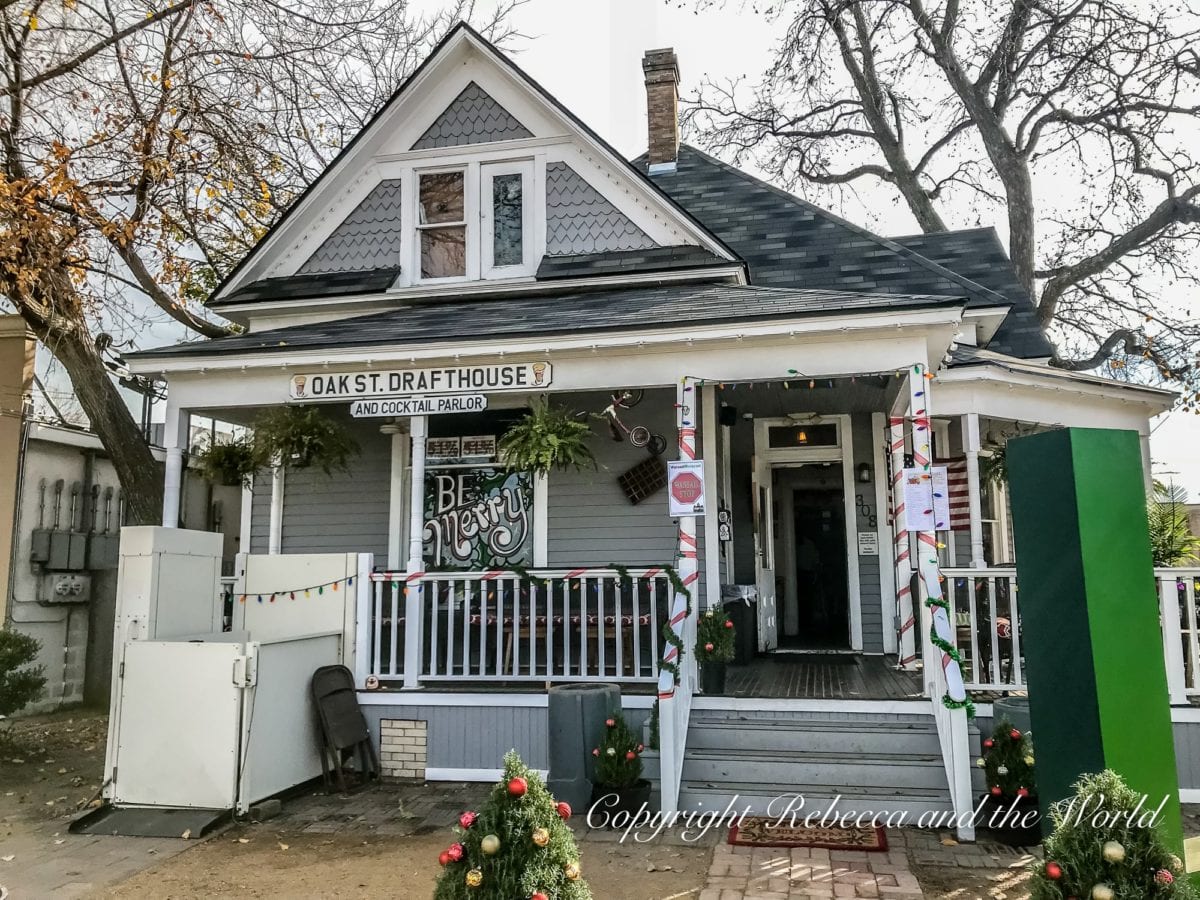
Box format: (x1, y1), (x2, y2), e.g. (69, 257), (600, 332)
(667, 460), (706, 516)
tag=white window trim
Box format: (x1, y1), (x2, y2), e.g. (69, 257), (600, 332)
(413, 163), (476, 284)
(481, 159), (536, 278)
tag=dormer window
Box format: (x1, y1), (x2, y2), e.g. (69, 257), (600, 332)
(415, 160), (535, 283)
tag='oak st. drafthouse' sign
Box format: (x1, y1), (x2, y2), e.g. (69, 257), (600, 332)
(289, 362), (551, 400)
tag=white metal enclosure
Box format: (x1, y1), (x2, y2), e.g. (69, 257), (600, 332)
(101, 528), (371, 818)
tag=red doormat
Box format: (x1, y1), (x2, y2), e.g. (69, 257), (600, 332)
(728, 817), (888, 851)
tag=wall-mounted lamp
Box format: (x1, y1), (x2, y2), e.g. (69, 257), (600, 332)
(857, 462), (872, 483)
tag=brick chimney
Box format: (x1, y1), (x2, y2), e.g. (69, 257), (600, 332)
(642, 48), (680, 172)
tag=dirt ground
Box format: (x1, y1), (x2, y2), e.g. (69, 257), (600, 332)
(912, 863), (1032, 899)
(99, 827), (709, 899)
(0, 709), (109, 823)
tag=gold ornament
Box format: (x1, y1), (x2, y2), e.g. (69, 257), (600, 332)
(532, 827), (550, 847)
(465, 868), (483, 888)
(1024, 755), (1035, 766)
(481, 834), (501, 855)
(1091, 885), (1114, 900)
(564, 861), (581, 881)
(1101, 840), (1125, 863)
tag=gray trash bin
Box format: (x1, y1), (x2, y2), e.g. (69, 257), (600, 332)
(992, 696), (1031, 736)
(546, 683), (621, 812)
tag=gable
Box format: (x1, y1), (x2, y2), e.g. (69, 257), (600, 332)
(545, 162), (656, 255)
(411, 81), (532, 149)
(298, 180), (403, 274)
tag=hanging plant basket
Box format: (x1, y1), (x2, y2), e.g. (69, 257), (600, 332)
(252, 406), (359, 475)
(497, 401), (596, 477)
(195, 436), (258, 487)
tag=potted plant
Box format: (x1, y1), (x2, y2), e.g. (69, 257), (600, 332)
(252, 406), (359, 474)
(589, 712), (650, 819)
(195, 435), (258, 487)
(977, 717), (1039, 846)
(498, 400), (595, 476)
(695, 608), (735, 695)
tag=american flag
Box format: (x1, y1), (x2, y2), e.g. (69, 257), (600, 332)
(939, 457), (971, 530)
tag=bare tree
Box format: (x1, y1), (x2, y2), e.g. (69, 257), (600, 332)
(686, 0), (1200, 405)
(0, 0), (522, 524)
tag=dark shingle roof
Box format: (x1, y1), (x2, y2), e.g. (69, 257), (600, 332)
(890, 229), (1053, 358)
(135, 282), (964, 360)
(645, 145), (1051, 359)
(535, 245), (731, 280)
(216, 267), (401, 307)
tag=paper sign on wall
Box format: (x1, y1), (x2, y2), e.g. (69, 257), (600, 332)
(902, 466), (952, 532)
(857, 532), (879, 555)
(668, 460), (706, 516)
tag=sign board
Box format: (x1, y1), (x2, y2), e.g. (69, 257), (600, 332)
(901, 466), (953, 532)
(424, 468), (532, 569)
(460, 435), (497, 459)
(857, 532), (879, 556)
(718, 507), (732, 542)
(668, 460), (706, 516)
(349, 395), (487, 418)
(427, 435), (497, 461)
(291, 362), (551, 400)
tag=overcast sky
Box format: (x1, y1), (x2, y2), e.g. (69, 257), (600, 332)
(464, 0), (1199, 496)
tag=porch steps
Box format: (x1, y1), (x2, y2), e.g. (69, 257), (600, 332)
(675, 707), (981, 819)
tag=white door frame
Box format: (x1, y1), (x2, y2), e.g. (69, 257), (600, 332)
(752, 415), (863, 651)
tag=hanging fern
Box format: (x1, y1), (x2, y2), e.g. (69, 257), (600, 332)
(498, 401), (596, 477)
(253, 406), (359, 475)
(195, 435), (258, 487)
(980, 444), (1007, 485)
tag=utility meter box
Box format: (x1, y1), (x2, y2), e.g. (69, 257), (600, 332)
(40, 572), (92, 604)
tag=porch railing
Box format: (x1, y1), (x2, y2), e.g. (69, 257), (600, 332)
(367, 568), (672, 685)
(943, 567), (1200, 700)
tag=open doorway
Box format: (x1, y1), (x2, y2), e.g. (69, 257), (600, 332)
(774, 464), (850, 649)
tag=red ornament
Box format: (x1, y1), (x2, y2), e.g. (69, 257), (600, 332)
(990, 786), (1002, 796)
(704, 642), (715, 652)
(459, 811), (477, 829)
(625, 751), (636, 760)
(1010, 728), (1021, 741)
(637, 743), (644, 752)
(447, 843), (464, 862)
(532, 894), (549, 900)
(1016, 787), (1029, 798)
(556, 801), (572, 820)
(605, 718), (616, 727)
(983, 738), (995, 749)
(592, 748), (600, 757)
(1156, 869), (1175, 886)
(724, 620), (734, 629)
(1045, 861), (1063, 880)
(439, 851), (451, 867)
(508, 776), (528, 797)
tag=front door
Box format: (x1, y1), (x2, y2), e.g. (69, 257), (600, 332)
(789, 483), (850, 648)
(751, 458), (778, 652)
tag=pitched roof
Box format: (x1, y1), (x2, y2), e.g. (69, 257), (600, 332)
(134, 282), (964, 361)
(645, 146), (1053, 359)
(535, 245), (731, 280)
(217, 267), (402, 306)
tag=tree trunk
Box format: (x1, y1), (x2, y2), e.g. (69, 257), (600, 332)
(37, 322), (164, 525)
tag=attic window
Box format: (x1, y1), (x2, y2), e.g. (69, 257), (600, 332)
(414, 161), (535, 283)
(418, 171), (467, 278)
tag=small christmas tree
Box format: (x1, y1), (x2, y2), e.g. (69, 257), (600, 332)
(1030, 770), (1193, 899)
(433, 750), (591, 900)
(592, 712), (644, 790)
(977, 717), (1036, 801)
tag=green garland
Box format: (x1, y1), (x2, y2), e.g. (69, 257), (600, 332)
(923, 558), (975, 717)
(656, 564), (693, 685)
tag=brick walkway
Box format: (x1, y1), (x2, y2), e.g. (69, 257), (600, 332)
(700, 828), (1038, 899)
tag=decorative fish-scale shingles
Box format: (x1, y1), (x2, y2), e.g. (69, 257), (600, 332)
(544, 162), (657, 255)
(411, 82), (532, 149)
(299, 180), (404, 274)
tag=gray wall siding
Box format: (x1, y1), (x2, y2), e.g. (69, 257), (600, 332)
(545, 162), (657, 256)
(299, 180), (403, 274)
(851, 413), (884, 653)
(363, 699), (650, 773)
(546, 390), (679, 568)
(249, 418), (390, 559)
(1174, 720), (1200, 791)
(411, 82), (532, 149)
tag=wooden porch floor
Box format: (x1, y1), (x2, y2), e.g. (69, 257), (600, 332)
(722, 653), (924, 701)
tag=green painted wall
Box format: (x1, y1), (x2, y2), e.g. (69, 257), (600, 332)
(1008, 428), (1181, 850)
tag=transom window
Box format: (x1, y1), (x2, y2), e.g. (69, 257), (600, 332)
(414, 160), (534, 282)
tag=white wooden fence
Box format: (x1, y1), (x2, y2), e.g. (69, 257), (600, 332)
(367, 568), (672, 685)
(943, 567), (1200, 700)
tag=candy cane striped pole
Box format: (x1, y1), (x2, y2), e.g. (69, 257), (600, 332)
(909, 365), (968, 706)
(890, 416), (918, 670)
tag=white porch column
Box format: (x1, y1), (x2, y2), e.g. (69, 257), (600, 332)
(888, 404), (917, 669)
(962, 413), (987, 568)
(701, 383), (721, 612)
(268, 464), (284, 554)
(402, 414), (428, 690)
(161, 402), (189, 527)
(382, 422), (407, 571)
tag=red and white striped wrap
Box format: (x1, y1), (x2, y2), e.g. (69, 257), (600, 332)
(889, 415), (917, 668)
(659, 379), (699, 699)
(908, 366), (968, 704)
